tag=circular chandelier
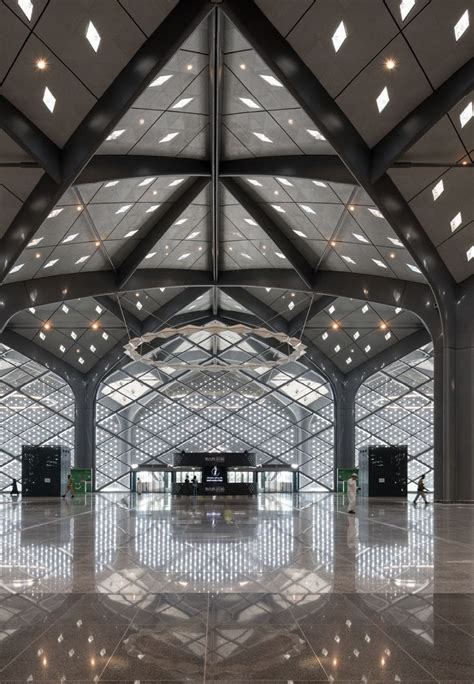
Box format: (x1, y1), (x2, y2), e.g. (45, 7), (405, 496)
(123, 322), (307, 371)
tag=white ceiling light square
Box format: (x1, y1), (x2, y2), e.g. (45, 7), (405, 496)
(44, 259), (58, 269)
(293, 230), (307, 238)
(9, 264), (23, 274)
(159, 132), (179, 143)
(177, 253), (191, 260)
(259, 74), (283, 87)
(145, 252), (156, 259)
(240, 252), (253, 260)
(372, 258), (387, 268)
(341, 255), (356, 264)
(345, 357), (352, 365)
(276, 177), (293, 186)
(312, 180), (327, 188)
(362, 304), (369, 313)
(376, 87), (389, 113)
(61, 304), (69, 314)
(47, 208), (63, 219)
(466, 246), (474, 262)
(175, 218), (188, 225)
(28, 237), (43, 247)
(300, 204), (316, 215)
(105, 180), (119, 188)
(407, 263), (421, 273)
(368, 208), (384, 218)
(431, 179), (444, 200)
(172, 97), (194, 109)
(244, 218), (258, 226)
(59, 344), (66, 353)
(252, 132), (273, 143)
(395, 307), (402, 314)
(75, 256), (89, 264)
(246, 179), (263, 187)
(328, 305), (336, 314)
(138, 177), (155, 186)
(115, 204), (131, 214)
(334, 345), (341, 353)
(307, 129), (326, 141)
(136, 301), (143, 310)
(459, 101), (473, 128)
(39, 332), (46, 341)
(450, 212), (462, 232)
(124, 230), (138, 238)
(149, 74), (173, 87)
(353, 331), (360, 340)
(146, 205), (160, 213)
(454, 10), (469, 41)
(29, 307), (35, 314)
(78, 357), (85, 365)
(385, 331), (392, 341)
(399, 0), (416, 21)
(43, 87), (56, 113)
(90, 345), (96, 353)
(332, 20), (347, 52)
(239, 97), (260, 109)
(186, 231), (200, 240)
(388, 237), (403, 247)
(168, 178), (184, 187)
(95, 305), (102, 314)
(288, 300), (295, 311)
(322, 332), (328, 340)
(275, 252), (286, 259)
(63, 233), (78, 243)
(102, 332), (109, 340)
(353, 233), (369, 243)
(364, 344), (371, 353)
(271, 204), (285, 213)
(18, 0), (33, 21)
(85, 21), (101, 52)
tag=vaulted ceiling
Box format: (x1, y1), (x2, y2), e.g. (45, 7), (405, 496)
(0, 0), (472, 378)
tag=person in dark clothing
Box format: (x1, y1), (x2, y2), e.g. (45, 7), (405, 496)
(413, 475), (429, 506)
(11, 478), (19, 496)
(184, 476), (191, 496)
(192, 475), (198, 496)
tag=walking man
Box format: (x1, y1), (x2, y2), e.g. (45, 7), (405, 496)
(413, 475), (429, 506)
(62, 474), (75, 498)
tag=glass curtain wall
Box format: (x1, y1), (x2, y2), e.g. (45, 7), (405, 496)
(355, 343), (434, 491)
(96, 330), (334, 492)
(0, 344), (75, 491)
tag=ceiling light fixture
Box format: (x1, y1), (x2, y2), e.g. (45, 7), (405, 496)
(47, 208), (63, 219)
(252, 132), (273, 143)
(146, 205), (160, 213)
(399, 0), (416, 21)
(85, 21), (101, 52)
(271, 204), (285, 213)
(42, 86), (56, 113)
(450, 212), (462, 232)
(36, 58), (47, 70)
(259, 74), (283, 87)
(172, 97), (194, 109)
(454, 9), (469, 41)
(312, 180), (327, 188)
(307, 129), (326, 141)
(376, 86), (390, 113)
(276, 177), (293, 186)
(106, 129), (126, 141)
(293, 230), (307, 238)
(159, 132), (179, 143)
(384, 58), (397, 70)
(18, 0), (33, 20)
(149, 74), (173, 87)
(460, 101), (473, 128)
(466, 246), (474, 262)
(239, 97), (260, 109)
(332, 20), (347, 52)
(168, 178), (184, 186)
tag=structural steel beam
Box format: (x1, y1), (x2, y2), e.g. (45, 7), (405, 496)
(142, 287), (210, 335)
(94, 295), (142, 337)
(0, 0), (211, 285)
(77, 155), (211, 184)
(371, 58), (474, 181)
(288, 295), (336, 336)
(221, 178), (314, 287)
(116, 178), (210, 288)
(209, 8), (223, 302)
(221, 155), (356, 184)
(0, 95), (61, 182)
(221, 287), (288, 334)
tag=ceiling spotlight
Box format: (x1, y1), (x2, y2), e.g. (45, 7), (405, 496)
(380, 322), (387, 330)
(240, 63), (246, 70)
(349, 205), (355, 211)
(389, 252), (396, 258)
(91, 322), (99, 330)
(331, 241), (336, 247)
(139, 118), (145, 125)
(95, 241), (100, 247)
(43, 322), (51, 330)
(288, 118), (294, 125)
(76, 205), (82, 211)
(35, 252), (41, 258)
(186, 63), (193, 71)
(36, 58), (47, 71)
(384, 58), (397, 70)
(331, 322), (339, 330)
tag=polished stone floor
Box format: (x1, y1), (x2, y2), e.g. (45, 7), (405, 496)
(0, 493), (473, 682)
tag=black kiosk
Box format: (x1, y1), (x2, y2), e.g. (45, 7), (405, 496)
(172, 452), (258, 495)
(358, 445), (407, 497)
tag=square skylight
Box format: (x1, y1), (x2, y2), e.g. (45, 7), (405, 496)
(334, 345), (341, 353)
(169, 178), (184, 186)
(90, 344), (96, 353)
(451, 212), (462, 232)
(345, 357), (352, 365)
(293, 230), (307, 238)
(44, 259), (58, 269)
(71, 331), (77, 340)
(239, 97), (260, 109)
(399, 0), (416, 21)
(115, 204), (131, 214)
(372, 258), (387, 268)
(332, 20), (347, 52)
(322, 332), (328, 340)
(47, 208), (63, 219)
(368, 208), (384, 218)
(43, 87), (56, 113)
(18, 0), (33, 21)
(275, 252), (286, 259)
(136, 301), (143, 310)
(271, 204), (285, 213)
(138, 177), (155, 186)
(353, 233), (369, 243)
(300, 204), (316, 215)
(75, 256), (89, 264)
(376, 87), (389, 113)
(466, 246), (474, 262)
(307, 129), (326, 141)
(407, 263), (421, 273)
(353, 331), (360, 340)
(61, 304), (69, 313)
(454, 10), (469, 41)
(328, 305), (335, 314)
(85, 21), (101, 52)
(28, 237), (43, 247)
(252, 132), (273, 143)
(59, 345), (66, 353)
(460, 101), (473, 128)
(385, 331), (392, 341)
(312, 180), (327, 188)
(288, 301), (295, 311)
(95, 305), (102, 314)
(63, 233), (78, 243)
(362, 304), (369, 313)
(244, 218), (258, 226)
(146, 205), (160, 213)
(105, 180), (119, 187)
(365, 344), (371, 353)
(39, 332), (45, 341)
(432, 179), (444, 200)
(172, 97), (194, 109)
(259, 74), (283, 87)
(341, 255), (356, 264)
(149, 74), (173, 87)
(175, 218), (188, 225)
(276, 177), (293, 187)
(9, 264), (23, 274)
(159, 132), (179, 143)
(102, 332), (109, 340)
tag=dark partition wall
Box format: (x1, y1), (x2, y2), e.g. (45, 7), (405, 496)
(355, 344), (433, 491)
(0, 344), (75, 492)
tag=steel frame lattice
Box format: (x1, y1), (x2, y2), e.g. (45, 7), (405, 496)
(0, 344), (75, 491)
(355, 344), (434, 491)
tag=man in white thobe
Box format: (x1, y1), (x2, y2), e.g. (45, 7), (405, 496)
(347, 473), (358, 514)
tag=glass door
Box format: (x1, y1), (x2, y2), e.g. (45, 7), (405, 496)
(259, 471), (293, 493)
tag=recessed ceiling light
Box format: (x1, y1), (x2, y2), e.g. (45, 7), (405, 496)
(168, 178), (184, 186)
(353, 331), (360, 340)
(175, 218), (188, 225)
(42, 87), (56, 113)
(146, 205), (160, 213)
(288, 301), (295, 311)
(312, 180), (327, 188)
(368, 208), (384, 218)
(102, 331), (109, 340)
(252, 132), (273, 143)
(149, 74), (173, 87)
(271, 204), (285, 213)
(43, 259), (58, 269)
(246, 179), (263, 187)
(454, 10), (469, 41)
(59, 344), (66, 353)
(159, 132), (179, 143)
(450, 211), (462, 232)
(47, 208), (63, 219)
(39, 331), (46, 341)
(145, 252), (156, 259)
(275, 177), (293, 187)
(136, 301), (143, 310)
(9, 264), (23, 274)
(395, 307), (402, 314)
(115, 204), (131, 214)
(259, 74), (283, 87)
(105, 180), (119, 187)
(293, 230), (307, 238)
(78, 357), (85, 365)
(61, 303), (69, 314)
(85, 20), (101, 52)
(384, 58), (397, 70)
(372, 258), (387, 268)
(124, 230), (138, 238)
(172, 97), (194, 109)
(407, 263), (421, 273)
(36, 58), (47, 70)
(75, 255), (89, 264)
(300, 204), (316, 215)
(328, 305), (335, 314)
(29, 307), (35, 314)
(28, 237), (43, 247)
(307, 129), (326, 141)
(240, 63), (246, 70)
(70, 331), (77, 341)
(376, 87), (389, 113)
(244, 218), (258, 226)
(385, 331), (392, 341)
(353, 233), (369, 243)
(364, 344), (371, 353)
(186, 231), (201, 240)
(322, 332), (328, 340)
(177, 253), (191, 260)
(138, 177), (155, 187)
(265, 287), (271, 292)
(341, 255), (356, 264)
(90, 344), (96, 353)
(240, 252), (253, 260)
(18, 0), (34, 20)
(460, 101), (473, 128)
(466, 246), (474, 262)
(275, 252), (286, 259)
(388, 236), (403, 247)
(362, 304), (369, 313)
(399, 0), (416, 21)
(334, 345), (341, 353)
(431, 179), (444, 200)
(345, 357), (352, 365)
(95, 305), (102, 314)
(332, 20), (347, 52)
(62, 233), (78, 243)
(288, 118), (294, 125)
(186, 63), (193, 71)
(239, 97), (260, 109)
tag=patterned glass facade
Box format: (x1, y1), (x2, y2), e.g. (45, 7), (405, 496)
(96, 331), (334, 492)
(355, 344), (434, 491)
(0, 344), (75, 491)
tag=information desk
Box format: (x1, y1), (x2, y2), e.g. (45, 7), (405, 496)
(171, 452), (257, 496)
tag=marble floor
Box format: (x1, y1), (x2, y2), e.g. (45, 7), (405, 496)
(0, 493), (473, 682)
